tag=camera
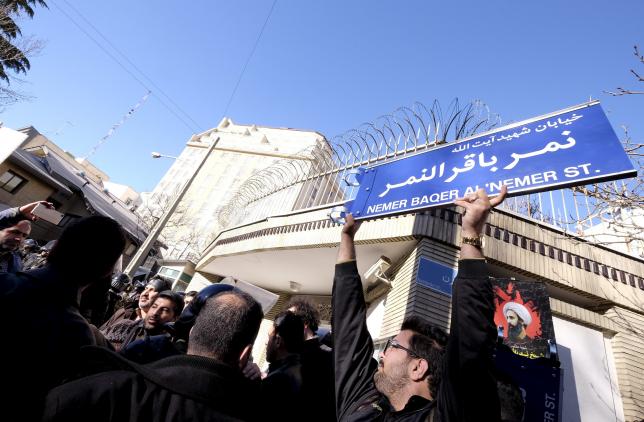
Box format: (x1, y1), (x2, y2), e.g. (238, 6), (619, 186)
(109, 272), (131, 295)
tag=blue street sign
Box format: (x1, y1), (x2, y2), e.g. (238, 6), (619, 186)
(416, 257), (457, 296)
(342, 102), (636, 220)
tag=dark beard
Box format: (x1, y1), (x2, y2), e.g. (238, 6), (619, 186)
(508, 323), (524, 341)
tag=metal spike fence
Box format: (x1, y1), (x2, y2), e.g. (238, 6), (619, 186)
(215, 100), (642, 257)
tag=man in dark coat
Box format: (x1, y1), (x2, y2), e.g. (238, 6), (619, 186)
(261, 310), (306, 422)
(0, 201), (53, 273)
(101, 277), (173, 350)
(119, 290), (185, 363)
(99, 277), (172, 336)
(42, 289), (264, 422)
(287, 298), (336, 422)
(333, 186), (506, 421)
(0, 216), (126, 421)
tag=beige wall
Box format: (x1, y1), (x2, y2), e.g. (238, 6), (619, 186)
(0, 162), (55, 208)
(379, 246), (417, 339)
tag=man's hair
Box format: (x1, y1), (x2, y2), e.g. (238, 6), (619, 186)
(147, 277), (172, 292)
(155, 290), (185, 315)
(48, 216), (126, 284)
(286, 298), (320, 334)
(188, 290), (263, 365)
(274, 311), (305, 353)
(400, 316), (448, 397)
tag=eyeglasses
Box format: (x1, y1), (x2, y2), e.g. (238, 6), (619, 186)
(383, 338), (421, 359)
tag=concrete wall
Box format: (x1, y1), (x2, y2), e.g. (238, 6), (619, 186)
(604, 307), (644, 421)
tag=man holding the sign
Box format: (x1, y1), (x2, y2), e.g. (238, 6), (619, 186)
(332, 186), (506, 421)
(0, 200), (54, 273)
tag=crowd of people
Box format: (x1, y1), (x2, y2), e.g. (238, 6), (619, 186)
(0, 185), (525, 421)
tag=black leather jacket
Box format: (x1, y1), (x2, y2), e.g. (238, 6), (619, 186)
(332, 259), (500, 422)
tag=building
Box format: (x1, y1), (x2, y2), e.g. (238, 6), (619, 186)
(142, 108), (643, 420)
(0, 126), (150, 267)
(195, 197), (643, 421)
(139, 117), (328, 261)
(173, 112), (641, 421)
(582, 207), (644, 258)
(103, 181), (142, 209)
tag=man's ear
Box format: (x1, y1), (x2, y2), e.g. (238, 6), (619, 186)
(238, 344), (253, 370)
(409, 358), (429, 382)
(274, 334), (283, 349)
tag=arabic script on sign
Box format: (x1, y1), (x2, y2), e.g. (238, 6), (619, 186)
(378, 130), (578, 197)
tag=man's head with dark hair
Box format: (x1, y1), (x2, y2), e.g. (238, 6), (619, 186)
(287, 298), (320, 340)
(0, 219), (31, 251)
(47, 216), (126, 285)
(375, 316), (448, 402)
(144, 290), (184, 333)
(188, 290), (263, 369)
(266, 311), (304, 363)
(138, 277), (173, 315)
(157, 290), (185, 315)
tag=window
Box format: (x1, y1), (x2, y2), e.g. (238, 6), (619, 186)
(0, 170), (27, 194)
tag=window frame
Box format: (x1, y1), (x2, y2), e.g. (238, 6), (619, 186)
(0, 170), (28, 194)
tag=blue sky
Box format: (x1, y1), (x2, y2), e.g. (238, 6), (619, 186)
(2, 0), (642, 193)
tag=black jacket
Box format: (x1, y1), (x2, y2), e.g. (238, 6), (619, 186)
(43, 346), (261, 422)
(0, 267), (96, 421)
(120, 333), (183, 364)
(332, 259), (500, 422)
(262, 354), (305, 421)
(301, 337), (336, 422)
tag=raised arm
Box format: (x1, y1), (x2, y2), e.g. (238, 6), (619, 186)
(437, 186), (506, 422)
(337, 214), (361, 263)
(332, 215), (379, 420)
(454, 186), (506, 260)
(0, 200), (55, 223)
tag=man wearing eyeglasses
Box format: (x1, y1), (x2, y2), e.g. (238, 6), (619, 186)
(333, 186), (507, 421)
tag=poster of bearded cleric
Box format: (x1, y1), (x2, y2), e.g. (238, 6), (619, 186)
(492, 279), (556, 359)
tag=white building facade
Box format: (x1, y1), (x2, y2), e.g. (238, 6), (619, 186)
(140, 117), (327, 260)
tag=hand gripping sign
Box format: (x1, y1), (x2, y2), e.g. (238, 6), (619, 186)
(329, 101), (636, 223)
